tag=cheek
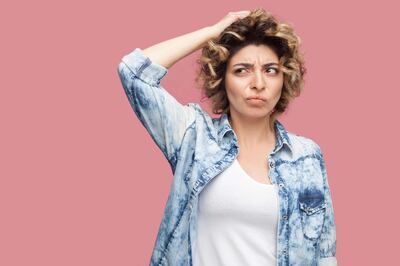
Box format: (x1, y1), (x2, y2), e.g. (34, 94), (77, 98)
(272, 88), (283, 104)
(225, 77), (243, 98)
(274, 83), (283, 95)
(225, 87), (238, 106)
(271, 78), (284, 96)
(225, 75), (236, 88)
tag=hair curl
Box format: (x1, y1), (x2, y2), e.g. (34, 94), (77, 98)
(195, 7), (307, 126)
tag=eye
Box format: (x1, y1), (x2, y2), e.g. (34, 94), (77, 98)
(234, 67), (280, 75)
(234, 68), (247, 74)
(266, 67), (280, 74)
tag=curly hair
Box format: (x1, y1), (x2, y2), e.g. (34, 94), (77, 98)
(195, 8), (307, 125)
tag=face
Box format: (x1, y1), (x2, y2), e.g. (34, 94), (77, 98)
(224, 44), (284, 120)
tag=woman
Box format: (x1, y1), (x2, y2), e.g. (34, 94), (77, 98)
(117, 8), (337, 266)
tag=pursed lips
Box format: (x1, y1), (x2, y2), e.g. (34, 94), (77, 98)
(246, 96), (267, 101)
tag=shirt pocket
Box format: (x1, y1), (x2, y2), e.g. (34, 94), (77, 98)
(298, 192), (327, 240)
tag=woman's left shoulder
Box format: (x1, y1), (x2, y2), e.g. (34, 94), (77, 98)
(286, 132), (323, 156)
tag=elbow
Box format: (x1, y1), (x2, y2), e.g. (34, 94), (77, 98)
(117, 61), (125, 77)
(117, 61), (131, 85)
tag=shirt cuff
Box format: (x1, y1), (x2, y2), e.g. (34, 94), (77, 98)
(121, 48), (168, 86)
(319, 256), (338, 266)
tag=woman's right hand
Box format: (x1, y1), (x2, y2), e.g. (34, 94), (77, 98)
(210, 11), (251, 38)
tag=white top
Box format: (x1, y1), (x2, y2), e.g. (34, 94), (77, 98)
(193, 158), (279, 266)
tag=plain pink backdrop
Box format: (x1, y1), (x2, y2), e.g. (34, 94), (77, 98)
(1, 0), (399, 265)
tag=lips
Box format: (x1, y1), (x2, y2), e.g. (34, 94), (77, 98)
(247, 96), (266, 101)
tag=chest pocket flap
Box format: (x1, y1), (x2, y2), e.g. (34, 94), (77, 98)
(298, 191), (327, 240)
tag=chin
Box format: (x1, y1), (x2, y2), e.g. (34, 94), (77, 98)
(231, 105), (272, 119)
(244, 111), (271, 120)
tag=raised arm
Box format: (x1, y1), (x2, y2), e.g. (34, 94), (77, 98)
(141, 26), (217, 70)
(141, 10), (251, 69)
(117, 11), (250, 172)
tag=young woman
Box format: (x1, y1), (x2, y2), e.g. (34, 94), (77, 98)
(117, 8), (337, 266)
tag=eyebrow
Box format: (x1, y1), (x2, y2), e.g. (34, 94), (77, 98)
(232, 62), (280, 68)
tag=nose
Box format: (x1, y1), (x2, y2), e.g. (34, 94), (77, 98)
(251, 70), (266, 90)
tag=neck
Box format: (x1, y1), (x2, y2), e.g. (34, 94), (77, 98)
(228, 112), (276, 149)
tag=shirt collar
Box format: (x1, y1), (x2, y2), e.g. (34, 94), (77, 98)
(217, 113), (293, 153)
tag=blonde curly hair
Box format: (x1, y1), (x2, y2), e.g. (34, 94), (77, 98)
(195, 8), (307, 125)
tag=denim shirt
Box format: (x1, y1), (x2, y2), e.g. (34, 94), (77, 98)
(117, 48), (337, 266)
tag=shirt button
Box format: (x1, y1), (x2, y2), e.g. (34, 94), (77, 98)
(282, 249), (287, 255)
(269, 161), (275, 168)
(278, 183), (284, 188)
(282, 215), (288, 220)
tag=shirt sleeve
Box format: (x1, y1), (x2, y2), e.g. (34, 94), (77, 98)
(315, 144), (338, 265)
(117, 48), (196, 171)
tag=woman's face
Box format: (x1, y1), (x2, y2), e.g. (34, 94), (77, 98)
(224, 44), (284, 120)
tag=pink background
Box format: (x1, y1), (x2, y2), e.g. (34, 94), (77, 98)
(1, 0), (399, 265)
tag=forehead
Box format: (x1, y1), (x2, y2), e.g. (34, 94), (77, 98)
(228, 44), (279, 65)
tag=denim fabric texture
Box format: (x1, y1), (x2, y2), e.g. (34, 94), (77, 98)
(117, 48), (337, 266)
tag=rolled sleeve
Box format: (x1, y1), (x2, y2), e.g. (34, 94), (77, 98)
(121, 48), (168, 86)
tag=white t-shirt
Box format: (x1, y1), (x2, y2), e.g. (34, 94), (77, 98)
(193, 158), (279, 266)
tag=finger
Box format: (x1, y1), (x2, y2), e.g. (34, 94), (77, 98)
(234, 11), (251, 17)
(229, 10), (249, 15)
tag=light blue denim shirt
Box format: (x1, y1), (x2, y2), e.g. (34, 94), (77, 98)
(117, 48), (337, 266)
